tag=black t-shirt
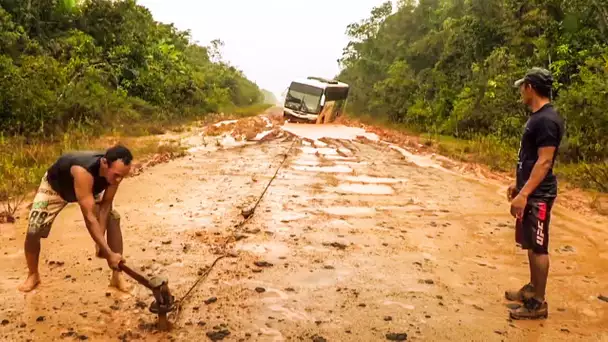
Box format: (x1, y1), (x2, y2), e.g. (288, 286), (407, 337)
(46, 152), (109, 203)
(516, 103), (565, 199)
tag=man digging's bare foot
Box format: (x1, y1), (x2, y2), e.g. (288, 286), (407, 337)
(110, 271), (132, 293)
(18, 273), (41, 292)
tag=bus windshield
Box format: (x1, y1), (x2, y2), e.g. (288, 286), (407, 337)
(285, 82), (323, 114)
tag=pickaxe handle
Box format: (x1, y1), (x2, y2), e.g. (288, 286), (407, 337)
(118, 262), (154, 290)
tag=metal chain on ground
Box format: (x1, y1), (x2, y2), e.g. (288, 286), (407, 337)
(172, 254), (226, 322)
(171, 135), (299, 323)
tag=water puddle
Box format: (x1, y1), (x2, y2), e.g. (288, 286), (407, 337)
(388, 144), (453, 173)
(376, 205), (434, 212)
(213, 119), (238, 127)
(422, 253), (436, 261)
(291, 159), (320, 167)
(324, 155), (358, 162)
(300, 147), (338, 155)
(292, 268), (352, 287)
(338, 175), (407, 184)
(256, 327), (285, 341)
(236, 242), (290, 260)
(302, 245), (331, 253)
(291, 165), (353, 173)
(182, 135), (204, 147)
(335, 161), (368, 166)
(219, 135), (248, 148)
(382, 301), (416, 310)
(268, 305), (311, 321)
(283, 123), (379, 141)
(278, 212), (308, 222)
(253, 130), (274, 141)
(321, 207), (376, 216)
(260, 287), (291, 301)
(333, 183), (394, 195)
(582, 308), (598, 317)
(326, 219), (355, 229)
(338, 147), (352, 155)
(186, 146), (207, 153)
(2, 250), (22, 259)
(293, 153), (320, 161)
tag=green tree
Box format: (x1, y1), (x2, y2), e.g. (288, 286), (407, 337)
(0, 0), (263, 137)
(339, 0), (608, 164)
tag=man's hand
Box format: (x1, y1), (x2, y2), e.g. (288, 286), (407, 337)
(107, 252), (123, 270)
(507, 184), (518, 201)
(510, 193), (527, 219)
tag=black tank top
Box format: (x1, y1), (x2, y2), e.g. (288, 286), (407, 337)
(46, 152), (109, 203)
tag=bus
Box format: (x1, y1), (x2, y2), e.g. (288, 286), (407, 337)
(283, 77), (349, 124)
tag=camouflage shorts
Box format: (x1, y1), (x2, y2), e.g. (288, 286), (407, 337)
(27, 173), (119, 238)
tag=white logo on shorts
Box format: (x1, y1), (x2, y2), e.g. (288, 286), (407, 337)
(536, 221), (545, 245)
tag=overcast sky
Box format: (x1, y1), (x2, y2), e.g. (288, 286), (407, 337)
(137, 0), (389, 97)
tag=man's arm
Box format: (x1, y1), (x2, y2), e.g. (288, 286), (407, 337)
(510, 147), (556, 218)
(71, 166), (120, 268)
(98, 183), (119, 239)
(518, 147), (556, 198)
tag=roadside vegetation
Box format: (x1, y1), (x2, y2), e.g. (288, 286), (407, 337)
(0, 0), (268, 219)
(338, 1), (608, 194)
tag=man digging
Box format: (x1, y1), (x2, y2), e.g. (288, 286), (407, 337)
(19, 145), (133, 293)
(506, 68), (564, 319)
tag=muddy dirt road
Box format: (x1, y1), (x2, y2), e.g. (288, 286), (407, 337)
(1, 111), (607, 341)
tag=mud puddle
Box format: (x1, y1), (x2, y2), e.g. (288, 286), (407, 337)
(282, 123), (379, 141)
(332, 183), (395, 195)
(338, 175), (407, 184)
(319, 207), (376, 217)
(291, 165), (353, 173)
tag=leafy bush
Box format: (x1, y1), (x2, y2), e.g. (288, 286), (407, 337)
(0, 1), (264, 138)
(556, 162), (608, 193)
(339, 0), (608, 191)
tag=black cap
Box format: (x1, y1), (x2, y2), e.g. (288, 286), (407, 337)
(514, 67), (554, 90)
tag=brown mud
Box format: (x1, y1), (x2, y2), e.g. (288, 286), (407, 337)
(1, 108), (607, 341)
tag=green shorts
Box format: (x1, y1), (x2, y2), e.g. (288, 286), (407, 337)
(27, 173), (119, 238)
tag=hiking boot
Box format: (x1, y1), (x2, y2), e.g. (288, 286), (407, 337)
(505, 283), (535, 302)
(510, 297), (548, 320)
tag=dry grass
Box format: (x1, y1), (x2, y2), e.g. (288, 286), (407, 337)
(0, 130), (185, 222)
(590, 194), (608, 215)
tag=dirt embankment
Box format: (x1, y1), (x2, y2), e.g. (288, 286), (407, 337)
(0, 111), (606, 341)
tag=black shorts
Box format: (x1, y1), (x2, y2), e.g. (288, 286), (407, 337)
(515, 198), (554, 254)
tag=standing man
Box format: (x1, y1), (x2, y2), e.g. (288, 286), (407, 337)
(505, 68), (564, 319)
(19, 145), (133, 293)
